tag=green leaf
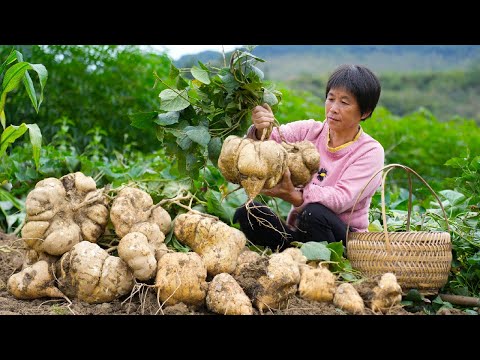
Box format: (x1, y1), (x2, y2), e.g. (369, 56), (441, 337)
(0, 49), (18, 77)
(368, 220), (383, 232)
(129, 111), (159, 129)
(27, 64), (48, 111)
(326, 242), (344, 260)
(159, 89), (190, 111)
(263, 88), (278, 106)
(169, 63), (179, 79)
(177, 134), (192, 150)
(26, 123), (42, 170)
(247, 64), (264, 80)
(208, 137), (222, 165)
(185, 125), (211, 147)
(191, 66), (211, 85)
(155, 111), (180, 126)
(23, 72), (38, 112)
(0, 124), (28, 157)
(300, 241), (331, 261)
(219, 72), (239, 93)
(205, 189), (234, 223)
(0, 110), (5, 130)
(439, 189), (465, 206)
(176, 76), (189, 90)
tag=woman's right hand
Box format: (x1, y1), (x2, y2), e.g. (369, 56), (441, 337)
(252, 103), (275, 134)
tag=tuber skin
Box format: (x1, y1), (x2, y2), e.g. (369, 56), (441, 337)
(117, 232), (157, 281)
(281, 140), (320, 187)
(174, 212), (246, 276)
(298, 266), (336, 302)
(333, 283), (365, 314)
(255, 252), (301, 312)
(7, 260), (65, 300)
(206, 273), (253, 315)
(218, 135), (288, 200)
(56, 241), (134, 303)
(155, 252), (208, 308)
(110, 187), (172, 238)
(371, 273), (402, 314)
(21, 172), (109, 256)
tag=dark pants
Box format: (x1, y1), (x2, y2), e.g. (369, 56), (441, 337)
(233, 201), (350, 251)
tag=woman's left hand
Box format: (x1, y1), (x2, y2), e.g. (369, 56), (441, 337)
(261, 168), (303, 206)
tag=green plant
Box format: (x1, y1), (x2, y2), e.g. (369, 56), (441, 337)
(0, 48), (47, 183)
(130, 46), (282, 179)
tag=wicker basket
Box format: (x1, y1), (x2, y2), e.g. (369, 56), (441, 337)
(346, 164), (452, 295)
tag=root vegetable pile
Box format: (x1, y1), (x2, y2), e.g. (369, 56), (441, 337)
(7, 173), (408, 315)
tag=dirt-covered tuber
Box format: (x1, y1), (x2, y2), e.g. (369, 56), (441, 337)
(333, 283), (365, 314)
(155, 252), (208, 308)
(56, 241), (134, 303)
(174, 212), (246, 276)
(206, 273), (253, 315)
(21, 172), (109, 256)
(7, 260), (65, 300)
(371, 273), (402, 314)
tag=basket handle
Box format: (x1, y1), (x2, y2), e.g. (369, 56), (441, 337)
(345, 163), (450, 252)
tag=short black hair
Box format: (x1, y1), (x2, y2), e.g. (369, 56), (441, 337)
(326, 64), (381, 120)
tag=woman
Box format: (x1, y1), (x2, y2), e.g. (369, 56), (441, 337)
(233, 64), (384, 251)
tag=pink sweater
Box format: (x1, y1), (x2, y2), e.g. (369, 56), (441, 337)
(248, 119), (385, 231)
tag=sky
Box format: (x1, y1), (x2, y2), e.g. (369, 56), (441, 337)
(153, 45), (242, 60)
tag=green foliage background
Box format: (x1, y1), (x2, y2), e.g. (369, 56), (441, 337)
(0, 45), (479, 301)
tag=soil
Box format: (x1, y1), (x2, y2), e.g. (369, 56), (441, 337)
(0, 231), (472, 316)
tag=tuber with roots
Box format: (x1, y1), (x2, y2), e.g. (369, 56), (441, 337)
(218, 135), (320, 201)
(370, 273), (402, 314)
(7, 260), (65, 300)
(333, 283), (365, 314)
(218, 135), (288, 200)
(174, 212), (246, 276)
(206, 273), (253, 315)
(21, 172), (109, 256)
(235, 252), (301, 312)
(155, 252), (208, 308)
(56, 241), (135, 303)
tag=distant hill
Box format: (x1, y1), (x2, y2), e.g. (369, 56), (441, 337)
(174, 45), (480, 122)
(175, 45), (480, 79)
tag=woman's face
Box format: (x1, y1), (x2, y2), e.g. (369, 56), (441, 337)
(325, 87), (364, 132)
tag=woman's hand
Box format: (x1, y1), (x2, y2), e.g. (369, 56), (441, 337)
(252, 103), (274, 139)
(261, 168), (304, 207)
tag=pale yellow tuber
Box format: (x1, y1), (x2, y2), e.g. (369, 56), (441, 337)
(155, 252), (208, 308)
(7, 260), (65, 300)
(174, 212), (246, 276)
(218, 135), (288, 200)
(206, 273), (253, 315)
(298, 266), (336, 302)
(21, 172), (109, 256)
(110, 187), (172, 238)
(281, 140), (320, 187)
(371, 273), (403, 314)
(333, 283), (365, 314)
(117, 232), (157, 281)
(56, 241), (134, 303)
